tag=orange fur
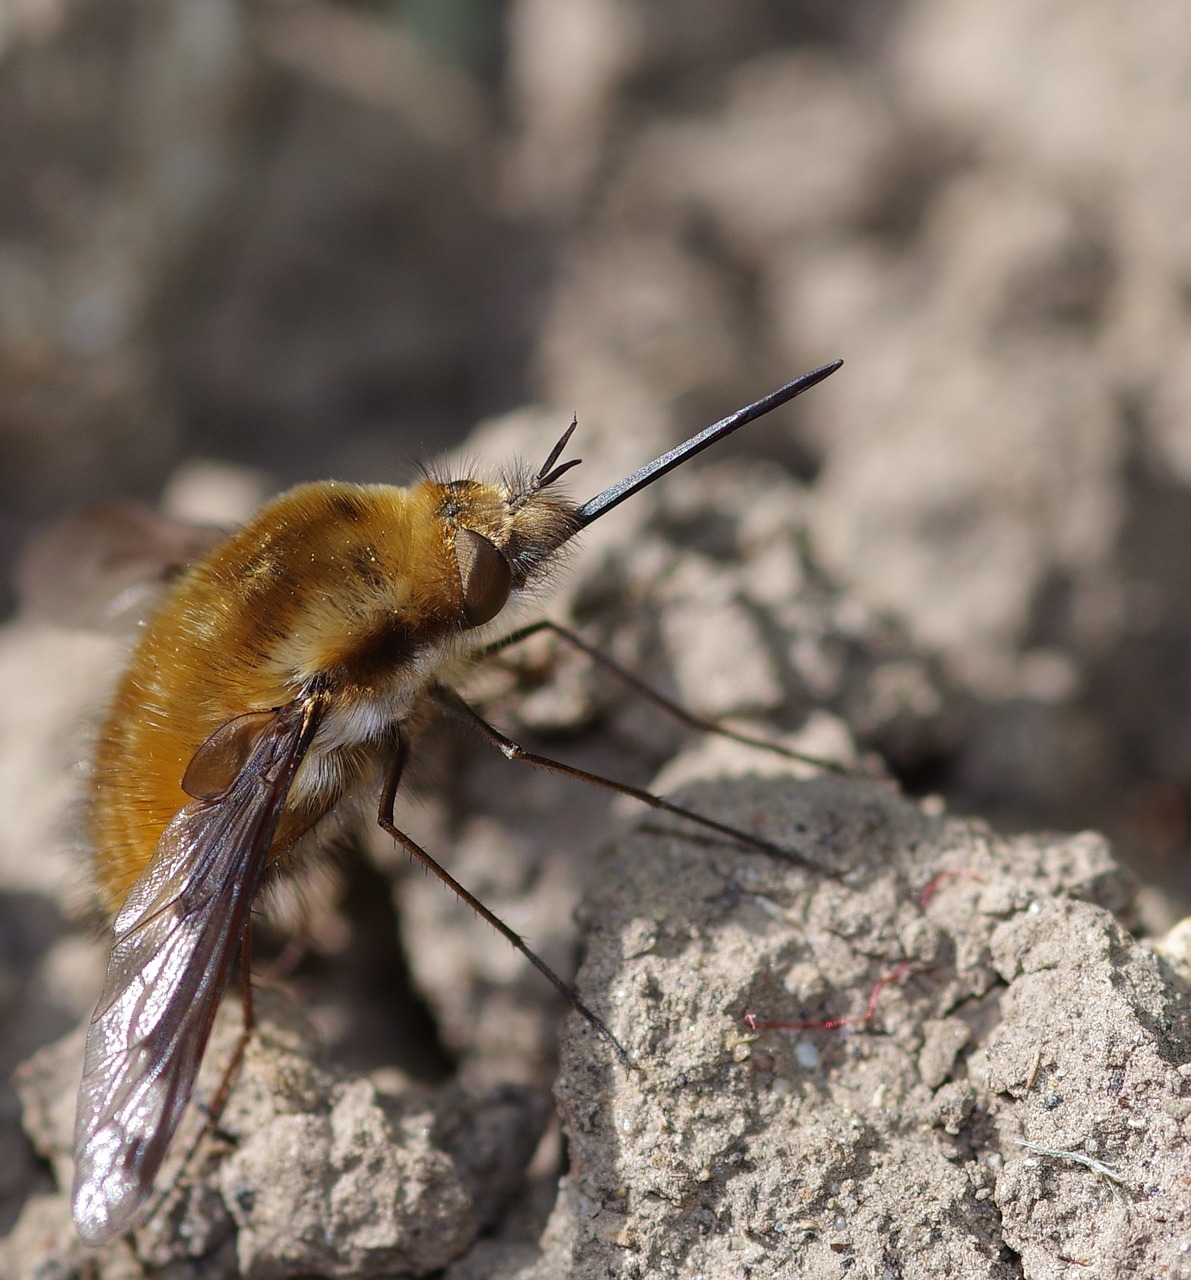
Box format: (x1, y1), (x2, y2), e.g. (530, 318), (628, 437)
(89, 477), (576, 911)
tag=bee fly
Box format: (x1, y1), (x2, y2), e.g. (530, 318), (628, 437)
(68, 360), (842, 1243)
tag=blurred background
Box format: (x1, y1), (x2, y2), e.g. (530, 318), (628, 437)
(3, 0), (1191, 907)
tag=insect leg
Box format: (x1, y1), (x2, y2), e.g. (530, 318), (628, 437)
(475, 619), (852, 774)
(204, 922), (257, 1118)
(139, 921), (257, 1230)
(377, 729), (632, 1068)
(429, 684), (817, 870)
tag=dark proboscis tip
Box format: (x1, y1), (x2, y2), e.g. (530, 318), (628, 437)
(573, 359), (843, 529)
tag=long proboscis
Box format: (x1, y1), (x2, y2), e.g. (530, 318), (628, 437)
(572, 359), (843, 530)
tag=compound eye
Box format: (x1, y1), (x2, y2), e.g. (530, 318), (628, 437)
(455, 528), (512, 627)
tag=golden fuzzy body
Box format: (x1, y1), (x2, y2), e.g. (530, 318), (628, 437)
(89, 475), (577, 914)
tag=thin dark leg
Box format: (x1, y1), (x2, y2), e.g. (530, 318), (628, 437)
(377, 729), (631, 1068)
(202, 924), (256, 1120)
(142, 924), (255, 1226)
(430, 684), (817, 870)
(474, 619), (851, 774)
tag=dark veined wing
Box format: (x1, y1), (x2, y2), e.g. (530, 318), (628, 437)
(72, 689), (328, 1246)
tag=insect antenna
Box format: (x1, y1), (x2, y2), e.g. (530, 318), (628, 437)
(572, 359), (842, 530)
(536, 415), (582, 488)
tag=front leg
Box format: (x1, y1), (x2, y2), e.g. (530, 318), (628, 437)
(473, 618), (852, 773)
(375, 726), (630, 1067)
(429, 684), (819, 870)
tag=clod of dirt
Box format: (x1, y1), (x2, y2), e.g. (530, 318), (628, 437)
(12, 991), (549, 1278)
(514, 773), (1190, 1279)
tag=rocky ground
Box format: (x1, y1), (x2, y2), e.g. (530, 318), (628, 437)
(2, 0), (1191, 1276)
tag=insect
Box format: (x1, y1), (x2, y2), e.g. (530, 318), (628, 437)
(69, 359), (842, 1245)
